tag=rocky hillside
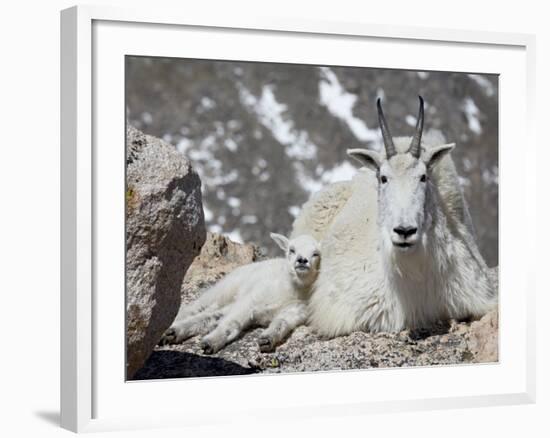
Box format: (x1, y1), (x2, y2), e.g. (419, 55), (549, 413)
(126, 57), (498, 266)
(132, 235), (498, 380)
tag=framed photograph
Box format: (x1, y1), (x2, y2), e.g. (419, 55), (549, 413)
(61, 5), (536, 433)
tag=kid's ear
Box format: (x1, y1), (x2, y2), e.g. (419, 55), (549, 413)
(425, 143), (455, 170)
(347, 148), (382, 173)
(270, 233), (289, 252)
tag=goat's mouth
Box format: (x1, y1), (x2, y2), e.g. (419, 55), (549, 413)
(391, 232), (419, 251)
(294, 265), (311, 273)
(394, 242), (413, 247)
(392, 241), (416, 251)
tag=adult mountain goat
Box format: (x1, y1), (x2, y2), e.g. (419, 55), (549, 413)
(292, 97), (497, 337)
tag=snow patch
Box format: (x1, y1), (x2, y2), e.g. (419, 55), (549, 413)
(458, 176), (471, 188)
(226, 229), (244, 244)
(227, 197), (241, 208)
(214, 122), (225, 136)
(141, 112), (152, 124)
(251, 158), (270, 181)
(321, 162), (356, 184)
(180, 133), (241, 188)
(258, 171), (270, 182)
(202, 204), (214, 222)
(199, 96), (216, 111)
(238, 84), (318, 159)
(227, 119), (242, 130)
(288, 206), (301, 218)
(405, 115), (416, 127)
(188, 148), (216, 163)
(242, 215), (258, 224)
(224, 138), (238, 152)
(482, 166), (499, 185)
(462, 97), (482, 135)
(293, 160), (357, 198)
(238, 83), (318, 160)
(207, 169), (239, 186)
(318, 67), (379, 143)
(468, 74), (495, 97)
(294, 161), (323, 195)
(209, 224), (223, 234)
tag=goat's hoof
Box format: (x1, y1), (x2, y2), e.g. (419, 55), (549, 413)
(200, 339), (216, 355)
(258, 336), (275, 353)
(159, 328), (177, 346)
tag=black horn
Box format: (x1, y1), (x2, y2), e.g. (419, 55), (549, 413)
(409, 96), (424, 158)
(377, 98), (396, 158)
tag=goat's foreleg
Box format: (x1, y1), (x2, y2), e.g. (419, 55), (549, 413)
(258, 302), (308, 352)
(159, 308), (225, 345)
(200, 307), (253, 354)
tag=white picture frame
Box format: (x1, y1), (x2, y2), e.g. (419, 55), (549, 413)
(60, 4), (536, 433)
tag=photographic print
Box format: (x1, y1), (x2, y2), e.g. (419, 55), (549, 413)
(125, 56), (498, 381)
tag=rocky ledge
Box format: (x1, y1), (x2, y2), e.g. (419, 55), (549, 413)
(133, 234), (498, 380)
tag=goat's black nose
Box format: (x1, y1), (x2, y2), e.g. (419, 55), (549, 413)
(393, 226), (418, 239)
(297, 256), (308, 264)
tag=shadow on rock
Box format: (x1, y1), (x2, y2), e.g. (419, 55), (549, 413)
(131, 350), (259, 380)
(408, 320), (452, 341)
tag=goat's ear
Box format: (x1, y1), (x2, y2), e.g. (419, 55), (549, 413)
(425, 143), (455, 170)
(270, 233), (289, 252)
(347, 148), (382, 172)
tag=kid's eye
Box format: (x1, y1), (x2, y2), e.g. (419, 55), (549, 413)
(289, 248), (295, 254)
(380, 175), (388, 184)
(312, 252), (320, 258)
(420, 174), (427, 182)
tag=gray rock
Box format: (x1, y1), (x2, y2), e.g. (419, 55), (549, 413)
(133, 235), (498, 380)
(126, 126), (206, 379)
(179, 232), (264, 305)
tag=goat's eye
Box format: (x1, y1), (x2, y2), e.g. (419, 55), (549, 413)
(312, 252), (320, 258)
(380, 175), (388, 184)
(289, 248), (295, 254)
(420, 174), (427, 182)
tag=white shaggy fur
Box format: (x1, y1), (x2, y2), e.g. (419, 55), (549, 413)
(292, 133), (496, 337)
(160, 233), (321, 353)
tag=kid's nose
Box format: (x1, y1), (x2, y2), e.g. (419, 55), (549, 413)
(297, 256), (308, 264)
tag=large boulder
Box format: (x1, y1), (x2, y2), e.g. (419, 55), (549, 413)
(126, 126), (206, 379)
(133, 235), (498, 380)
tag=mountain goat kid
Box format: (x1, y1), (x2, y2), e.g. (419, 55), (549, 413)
(160, 233), (321, 353)
(293, 97), (497, 337)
